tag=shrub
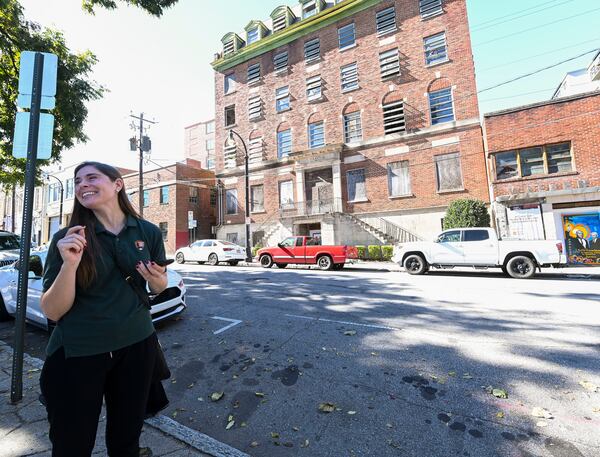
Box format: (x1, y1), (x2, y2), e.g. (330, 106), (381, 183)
(367, 245), (382, 260)
(443, 199), (490, 230)
(252, 245), (262, 257)
(356, 245), (366, 260)
(381, 245), (393, 261)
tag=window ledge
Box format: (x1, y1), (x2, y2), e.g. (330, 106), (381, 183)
(307, 96), (324, 103)
(421, 11), (445, 21)
(251, 210), (266, 214)
(348, 199), (369, 203)
(437, 188), (465, 195)
(376, 29), (397, 39)
(389, 194), (415, 200)
(339, 43), (357, 52)
(248, 80), (262, 87)
(426, 58), (450, 68)
(305, 57), (322, 65)
(224, 90), (237, 96)
(341, 86), (361, 94)
(493, 171), (578, 184)
(274, 68), (289, 76)
(276, 107), (292, 114)
(225, 123), (238, 129)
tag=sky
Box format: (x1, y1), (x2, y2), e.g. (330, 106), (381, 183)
(17, 0), (600, 171)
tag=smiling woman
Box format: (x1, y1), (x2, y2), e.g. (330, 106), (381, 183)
(38, 161), (171, 457)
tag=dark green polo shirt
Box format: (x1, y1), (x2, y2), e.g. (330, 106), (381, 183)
(43, 215), (166, 358)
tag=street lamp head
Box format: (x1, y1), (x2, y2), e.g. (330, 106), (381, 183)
(225, 129), (237, 148)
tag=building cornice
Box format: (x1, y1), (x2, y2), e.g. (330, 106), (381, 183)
(211, 0), (382, 72)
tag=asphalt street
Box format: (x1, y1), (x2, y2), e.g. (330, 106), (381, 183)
(1, 264), (599, 457)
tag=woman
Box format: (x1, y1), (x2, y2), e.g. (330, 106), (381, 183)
(40, 161), (169, 457)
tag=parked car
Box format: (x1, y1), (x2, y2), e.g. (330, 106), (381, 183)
(0, 231), (21, 268)
(0, 249), (187, 330)
(256, 236), (358, 270)
(175, 239), (246, 266)
(392, 227), (566, 279)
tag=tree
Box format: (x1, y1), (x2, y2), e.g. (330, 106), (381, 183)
(0, 0), (105, 186)
(443, 199), (491, 230)
(82, 0), (179, 17)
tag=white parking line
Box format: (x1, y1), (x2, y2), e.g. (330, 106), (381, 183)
(211, 316), (242, 335)
(285, 313), (402, 331)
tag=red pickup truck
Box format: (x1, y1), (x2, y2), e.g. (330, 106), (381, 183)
(256, 236), (358, 270)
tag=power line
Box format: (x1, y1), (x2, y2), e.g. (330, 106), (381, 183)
(471, 0), (565, 28)
(471, 0), (576, 32)
(474, 7), (600, 47)
(479, 87), (556, 103)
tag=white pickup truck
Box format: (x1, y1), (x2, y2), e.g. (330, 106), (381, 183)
(392, 227), (565, 279)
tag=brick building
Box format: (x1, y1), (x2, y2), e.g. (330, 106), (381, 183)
(184, 119), (216, 170)
(122, 159), (217, 253)
(485, 91), (600, 265)
(211, 0), (488, 247)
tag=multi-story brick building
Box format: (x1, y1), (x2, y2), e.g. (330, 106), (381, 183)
(211, 0), (488, 247)
(485, 91), (600, 266)
(184, 119), (216, 170)
(122, 159), (217, 253)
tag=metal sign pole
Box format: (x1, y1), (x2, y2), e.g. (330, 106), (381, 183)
(11, 52), (44, 403)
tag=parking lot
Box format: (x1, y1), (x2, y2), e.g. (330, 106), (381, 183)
(2, 263), (600, 457)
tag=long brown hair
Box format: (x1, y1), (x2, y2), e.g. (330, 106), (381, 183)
(68, 161), (140, 288)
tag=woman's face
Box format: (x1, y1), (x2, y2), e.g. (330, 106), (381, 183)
(74, 165), (122, 210)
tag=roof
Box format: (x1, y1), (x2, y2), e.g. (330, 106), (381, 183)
(484, 90), (600, 118)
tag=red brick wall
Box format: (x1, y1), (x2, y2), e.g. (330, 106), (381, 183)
(485, 92), (600, 197)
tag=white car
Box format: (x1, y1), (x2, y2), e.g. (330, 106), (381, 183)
(0, 249), (187, 331)
(392, 227), (566, 279)
(0, 231), (21, 268)
(175, 239), (246, 266)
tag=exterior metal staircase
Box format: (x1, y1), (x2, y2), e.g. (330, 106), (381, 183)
(337, 212), (422, 245)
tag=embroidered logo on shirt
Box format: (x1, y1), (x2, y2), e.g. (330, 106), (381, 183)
(135, 240), (145, 251)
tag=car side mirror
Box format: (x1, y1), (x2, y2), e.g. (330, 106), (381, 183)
(277, 243), (283, 248)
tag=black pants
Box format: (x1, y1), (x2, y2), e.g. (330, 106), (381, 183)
(40, 333), (157, 457)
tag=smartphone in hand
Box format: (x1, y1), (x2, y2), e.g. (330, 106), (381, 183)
(154, 259), (175, 267)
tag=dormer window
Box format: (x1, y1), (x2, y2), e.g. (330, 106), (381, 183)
(221, 32), (245, 57)
(271, 6), (296, 33)
(245, 20), (269, 45)
(301, 0), (325, 19)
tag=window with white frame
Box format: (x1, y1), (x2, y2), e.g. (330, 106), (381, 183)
(343, 111), (362, 143)
(347, 168), (366, 202)
(226, 232), (239, 244)
(251, 185), (264, 212)
(434, 153), (463, 191)
(276, 86), (290, 112)
(379, 48), (400, 79)
(279, 180), (294, 209)
(248, 96), (262, 120)
(277, 129), (292, 158)
(247, 27), (259, 44)
(341, 62), (359, 91)
(494, 142), (573, 180)
(224, 105), (236, 126)
(302, 0), (318, 19)
(47, 183), (60, 203)
(273, 50), (289, 72)
(420, 0), (443, 18)
(308, 121), (325, 149)
(428, 88), (454, 125)
(65, 178), (74, 199)
(306, 75), (322, 101)
(206, 121), (215, 134)
(247, 63), (261, 84)
(387, 161), (411, 197)
(226, 189), (238, 214)
(304, 37), (320, 62)
(224, 73), (236, 94)
(376, 6), (396, 35)
(160, 186), (169, 204)
(383, 100), (406, 134)
(338, 23), (355, 49)
(424, 32), (448, 66)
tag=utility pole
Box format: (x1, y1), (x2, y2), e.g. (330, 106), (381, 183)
(129, 112), (157, 217)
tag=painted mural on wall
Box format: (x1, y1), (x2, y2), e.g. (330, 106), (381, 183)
(562, 213), (600, 265)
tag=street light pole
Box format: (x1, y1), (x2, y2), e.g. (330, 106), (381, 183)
(226, 130), (252, 262)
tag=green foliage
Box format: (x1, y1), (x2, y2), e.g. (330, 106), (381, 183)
(355, 245), (366, 260)
(82, 0), (179, 17)
(252, 244), (262, 257)
(443, 199), (491, 230)
(367, 245), (382, 260)
(381, 245), (393, 261)
(0, 0), (104, 185)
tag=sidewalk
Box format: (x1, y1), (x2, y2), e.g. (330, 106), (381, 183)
(0, 340), (248, 457)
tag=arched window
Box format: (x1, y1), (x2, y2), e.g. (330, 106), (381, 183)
(307, 113), (325, 149)
(382, 92), (405, 135)
(248, 130), (264, 165)
(276, 122), (292, 159)
(427, 78), (454, 125)
(342, 103), (362, 143)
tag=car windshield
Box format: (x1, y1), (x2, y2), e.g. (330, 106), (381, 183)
(0, 234), (20, 251)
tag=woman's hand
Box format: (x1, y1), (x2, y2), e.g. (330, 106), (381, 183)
(56, 226), (86, 268)
(136, 261), (168, 295)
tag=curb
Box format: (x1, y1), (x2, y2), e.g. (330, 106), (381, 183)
(0, 339), (249, 457)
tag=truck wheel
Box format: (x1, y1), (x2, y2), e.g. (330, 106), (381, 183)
(317, 255), (333, 270)
(506, 256), (536, 279)
(175, 252), (185, 264)
(0, 296), (12, 322)
(404, 254), (428, 275)
(260, 255), (273, 268)
(275, 263), (288, 268)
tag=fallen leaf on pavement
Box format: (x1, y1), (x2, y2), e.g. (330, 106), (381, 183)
(271, 432), (280, 438)
(344, 330), (357, 336)
(318, 402), (336, 413)
(255, 392), (265, 397)
(462, 373), (473, 379)
(250, 442), (259, 448)
(531, 407), (553, 419)
(448, 371), (456, 377)
(536, 420), (548, 427)
(347, 411), (357, 415)
(579, 380), (599, 392)
(211, 392), (224, 402)
(487, 386), (508, 399)
(592, 408), (600, 414)
(300, 439), (310, 448)
(226, 420), (235, 430)
(292, 426), (300, 431)
(496, 412), (505, 419)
